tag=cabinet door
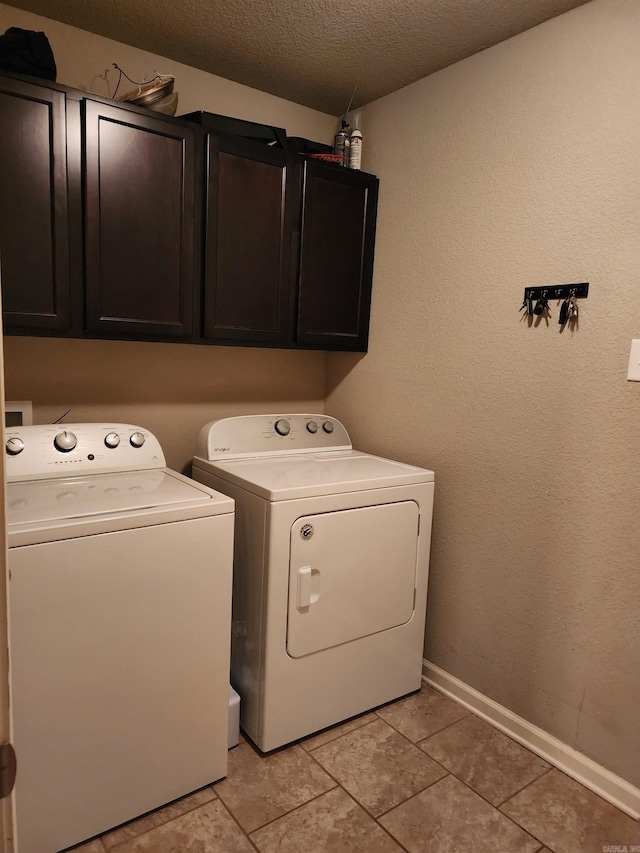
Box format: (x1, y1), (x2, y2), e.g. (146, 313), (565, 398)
(203, 136), (291, 344)
(84, 100), (195, 338)
(296, 161), (378, 351)
(0, 77), (70, 331)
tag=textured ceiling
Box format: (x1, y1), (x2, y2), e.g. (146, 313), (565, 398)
(5, 0), (590, 114)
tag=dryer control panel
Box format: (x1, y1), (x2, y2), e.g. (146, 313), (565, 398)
(5, 423), (166, 482)
(196, 414), (352, 461)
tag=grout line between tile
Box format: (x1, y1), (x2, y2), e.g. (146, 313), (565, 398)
(247, 782), (416, 853)
(494, 768), (558, 851)
(415, 737), (555, 821)
(304, 716), (380, 752)
(214, 741), (347, 836)
(383, 770), (549, 851)
(304, 739), (355, 787)
(208, 789), (262, 853)
(370, 796), (414, 853)
(305, 713), (471, 824)
(407, 750), (458, 786)
(305, 715), (445, 820)
(375, 709), (472, 746)
(100, 786), (218, 850)
(496, 765), (555, 810)
(490, 792), (548, 847)
(371, 721), (457, 788)
(373, 771), (453, 820)
(246, 784), (340, 839)
(438, 770), (543, 831)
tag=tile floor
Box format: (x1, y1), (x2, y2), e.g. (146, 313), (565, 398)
(72, 685), (639, 853)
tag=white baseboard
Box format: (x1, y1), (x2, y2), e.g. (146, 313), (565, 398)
(422, 659), (640, 820)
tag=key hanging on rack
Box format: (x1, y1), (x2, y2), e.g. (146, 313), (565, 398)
(569, 296), (579, 321)
(519, 294), (534, 316)
(558, 289), (580, 326)
(558, 297), (570, 325)
(533, 291), (550, 317)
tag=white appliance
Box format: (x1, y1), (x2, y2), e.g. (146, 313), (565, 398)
(5, 422), (235, 853)
(192, 413), (435, 752)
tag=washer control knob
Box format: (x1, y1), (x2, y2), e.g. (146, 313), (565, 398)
(306, 420), (318, 434)
(104, 432), (120, 449)
(322, 420), (334, 434)
(274, 419), (290, 436)
(130, 432), (145, 448)
(6, 437), (24, 456)
(54, 431), (77, 453)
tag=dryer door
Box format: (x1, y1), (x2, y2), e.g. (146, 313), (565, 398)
(287, 501), (419, 658)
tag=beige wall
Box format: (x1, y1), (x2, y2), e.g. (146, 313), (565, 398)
(4, 337), (327, 474)
(327, 0), (640, 787)
(0, 6), (333, 472)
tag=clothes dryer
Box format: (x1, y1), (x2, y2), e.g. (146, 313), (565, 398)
(192, 413), (434, 752)
(6, 423), (234, 853)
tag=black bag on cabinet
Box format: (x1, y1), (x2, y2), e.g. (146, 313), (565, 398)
(0, 27), (57, 81)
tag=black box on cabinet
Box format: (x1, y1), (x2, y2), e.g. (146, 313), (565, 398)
(180, 110), (287, 149)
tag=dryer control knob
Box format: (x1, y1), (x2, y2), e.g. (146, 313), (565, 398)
(306, 421), (318, 434)
(322, 420), (334, 434)
(54, 431), (77, 453)
(130, 432), (145, 448)
(6, 437), (24, 456)
(104, 432), (120, 449)
(274, 419), (290, 436)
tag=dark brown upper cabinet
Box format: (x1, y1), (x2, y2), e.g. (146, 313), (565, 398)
(0, 73), (379, 352)
(203, 135), (292, 345)
(0, 77), (70, 331)
(203, 142), (378, 352)
(293, 159), (378, 351)
(83, 99), (196, 339)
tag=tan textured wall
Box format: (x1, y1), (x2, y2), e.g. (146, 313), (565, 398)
(0, 4), (336, 139)
(327, 0), (640, 786)
(4, 338), (326, 473)
(0, 7), (332, 472)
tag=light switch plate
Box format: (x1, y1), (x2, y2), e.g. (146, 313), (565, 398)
(627, 340), (640, 381)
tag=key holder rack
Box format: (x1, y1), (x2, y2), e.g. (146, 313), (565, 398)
(520, 281), (589, 324)
(523, 282), (589, 302)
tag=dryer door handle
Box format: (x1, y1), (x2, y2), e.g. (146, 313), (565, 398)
(297, 566), (312, 609)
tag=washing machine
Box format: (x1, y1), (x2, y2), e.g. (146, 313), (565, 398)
(5, 422), (235, 853)
(192, 413), (435, 752)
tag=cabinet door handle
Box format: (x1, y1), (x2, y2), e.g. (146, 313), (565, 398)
(297, 566), (312, 609)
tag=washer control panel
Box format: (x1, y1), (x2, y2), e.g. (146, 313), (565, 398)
(196, 414), (352, 461)
(5, 423), (166, 482)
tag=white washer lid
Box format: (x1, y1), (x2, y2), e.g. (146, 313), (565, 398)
(194, 450), (434, 501)
(8, 469), (234, 546)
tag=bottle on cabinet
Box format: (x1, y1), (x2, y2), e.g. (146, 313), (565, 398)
(349, 129), (362, 170)
(333, 119), (350, 167)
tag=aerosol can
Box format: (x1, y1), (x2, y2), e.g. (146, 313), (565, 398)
(349, 129), (362, 169)
(334, 119), (350, 166)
